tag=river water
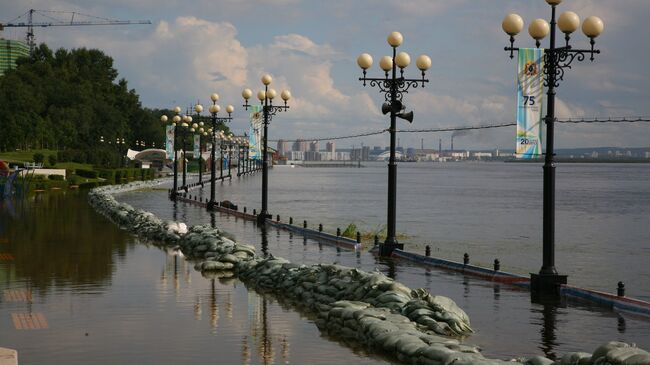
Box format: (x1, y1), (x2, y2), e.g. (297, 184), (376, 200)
(1, 162), (649, 364)
(197, 162), (650, 298)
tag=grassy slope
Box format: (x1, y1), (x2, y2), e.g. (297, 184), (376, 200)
(0, 150), (93, 170)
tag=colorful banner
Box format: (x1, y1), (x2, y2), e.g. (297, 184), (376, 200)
(165, 125), (175, 160)
(516, 48), (544, 158)
(193, 134), (200, 159)
(249, 105), (262, 160)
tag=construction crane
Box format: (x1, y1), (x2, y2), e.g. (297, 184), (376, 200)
(0, 9), (152, 55)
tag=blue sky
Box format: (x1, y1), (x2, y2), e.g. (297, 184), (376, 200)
(2, 0), (649, 150)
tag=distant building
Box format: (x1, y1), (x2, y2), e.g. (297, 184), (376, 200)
(326, 142), (336, 153)
(472, 152), (493, 159)
(287, 151), (304, 160)
(292, 139), (307, 152)
(336, 152), (350, 161)
(645, 151), (650, 159)
(413, 149), (439, 161)
(319, 151), (334, 160)
(350, 146), (370, 161)
(406, 148), (416, 158)
(0, 39), (29, 76)
(277, 139), (288, 156)
(451, 151), (469, 159)
(304, 151), (321, 161)
(362, 146), (370, 161)
(309, 141), (319, 152)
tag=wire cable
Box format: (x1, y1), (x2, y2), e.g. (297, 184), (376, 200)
(266, 116), (650, 143)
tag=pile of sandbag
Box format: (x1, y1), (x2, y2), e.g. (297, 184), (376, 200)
(88, 182), (650, 365)
(235, 256), (473, 338)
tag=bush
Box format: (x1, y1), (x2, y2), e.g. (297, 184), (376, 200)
(57, 150), (87, 163)
(48, 174), (64, 181)
(33, 153), (44, 164)
(342, 223), (358, 239)
(48, 154), (57, 166)
(67, 175), (80, 185)
(79, 181), (99, 189)
(76, 169), (98, 179)
(97, 169), (116, 183)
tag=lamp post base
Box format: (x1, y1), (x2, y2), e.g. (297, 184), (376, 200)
(256, 212), (271, 225)
(378, 242), (404, 257)
(206, 201), (217, 210)
(530, 273), (567, 300)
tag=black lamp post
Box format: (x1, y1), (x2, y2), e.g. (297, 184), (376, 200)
(242, 74), (292, 225)
(180, 114), (191, 192)
(502, 0), (603, 297)
(226, 135), (234, 179)
(193, 102), (215, 188)
(161, 107), (182, 200)
(198, 95), (234, 210)
(357, 31), (431, 256)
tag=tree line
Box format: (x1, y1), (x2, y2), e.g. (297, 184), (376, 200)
(0, 44), (229, 166)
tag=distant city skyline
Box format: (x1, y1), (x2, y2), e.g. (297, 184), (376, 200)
(2, 1), (649, 149)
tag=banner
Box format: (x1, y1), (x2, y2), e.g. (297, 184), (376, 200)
(249, 105), (262, 160)
(516, 48), (544, 158)
(193, 134), (200, 159)
(165, 125), (175, 160)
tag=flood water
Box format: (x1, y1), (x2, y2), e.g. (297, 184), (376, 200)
(195, 162), (650, 298)
(1, 162), (649, 364)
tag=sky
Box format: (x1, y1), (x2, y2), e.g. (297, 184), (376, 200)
(1, 0), (649, 150)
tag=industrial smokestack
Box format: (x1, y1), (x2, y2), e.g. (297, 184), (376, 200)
(438, 138), (442, 154)
(451, 135), (454, 153)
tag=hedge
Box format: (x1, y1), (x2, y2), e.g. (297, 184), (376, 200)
(76, 169), (98, 179)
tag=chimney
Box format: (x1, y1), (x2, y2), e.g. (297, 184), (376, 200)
(438, 138), (442, 154)
(421, 138), (424, 150)
(451, 135), (454, 153)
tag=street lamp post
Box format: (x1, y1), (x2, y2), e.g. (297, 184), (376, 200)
(227, 134), (234, 179)
(199, 95), (234, 210)
(357, 31), (431, 256)
(242, 74), (292, 225)
(161, 107), (182, 199)
(501, 0), (603, 297)
(180, 115), (191, 191)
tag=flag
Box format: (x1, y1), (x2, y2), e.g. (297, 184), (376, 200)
(249, 105), (263, 160)
(165, 125), (175, 160)
(516, 48), (544, 158)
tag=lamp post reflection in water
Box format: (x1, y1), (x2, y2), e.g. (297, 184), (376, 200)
(210, 279), (219, 331)
(260, 225), (269, 258)
(538, 304), (559, 360)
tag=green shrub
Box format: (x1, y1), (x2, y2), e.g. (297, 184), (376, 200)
(48, 174), (64, 181)
(342, 223), (357, 239)
(33, 153), (44, 164)
(79, 181), (99, 189)
(97, 169), (116, 183)
(67, 175), (80, 185)
(76, 169), (98, 179)
(48, 154), (57, 166)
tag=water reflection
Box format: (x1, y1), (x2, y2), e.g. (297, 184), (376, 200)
(618, 315), (626, 333)
(0, 192), (130, 295)
(260, 224), (269, 257)
(537, 304), (560, 360)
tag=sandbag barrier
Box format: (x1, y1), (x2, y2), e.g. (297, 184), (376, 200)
(88, 181), (650, 365)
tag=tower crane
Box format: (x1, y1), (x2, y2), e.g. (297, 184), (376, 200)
(0, 9), (152, 55)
